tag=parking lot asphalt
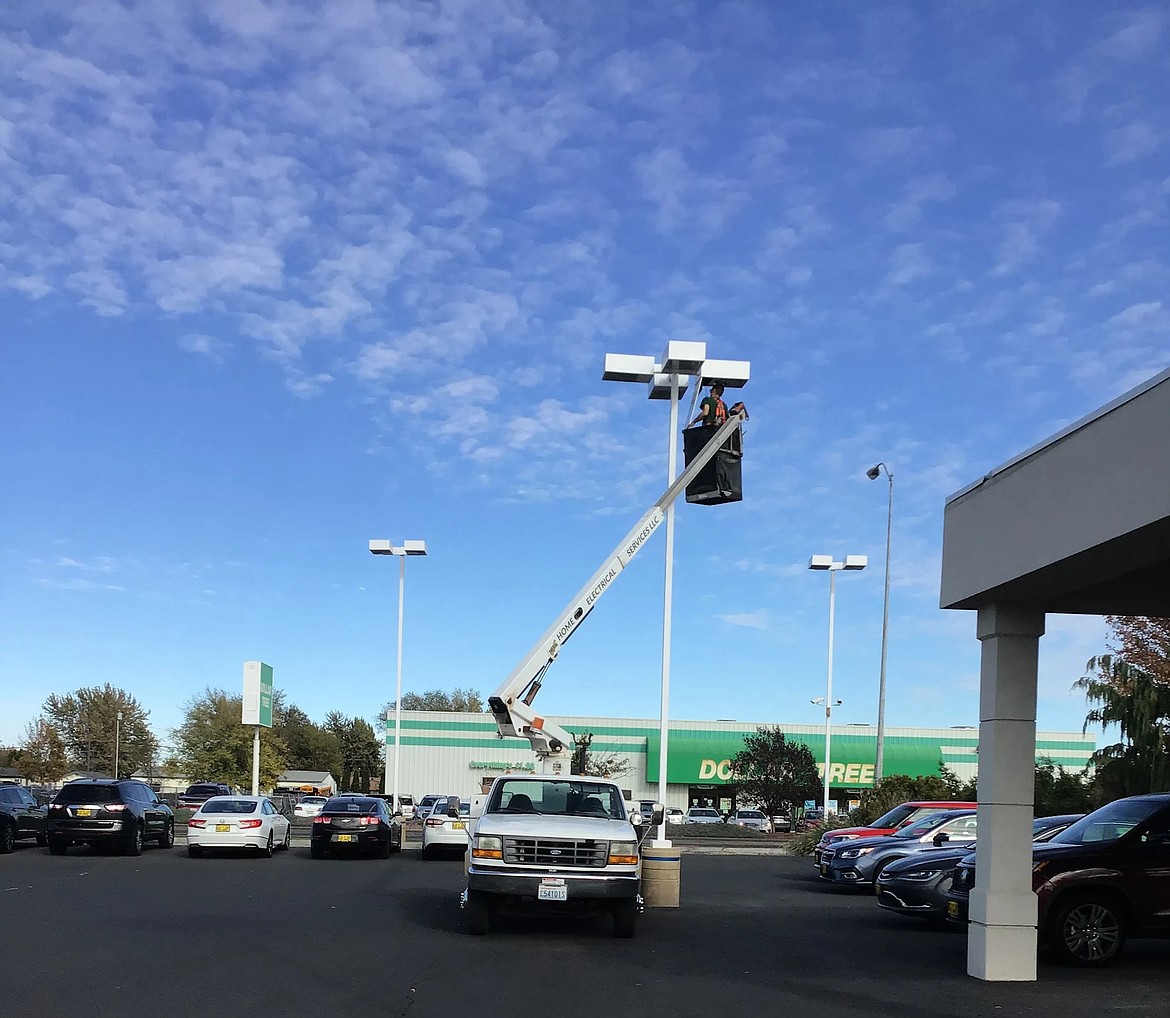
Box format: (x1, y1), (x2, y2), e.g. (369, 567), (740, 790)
(2, 843), (1166, 1018)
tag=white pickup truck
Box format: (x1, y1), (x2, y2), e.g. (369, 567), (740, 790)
(461, 773), (658, 938)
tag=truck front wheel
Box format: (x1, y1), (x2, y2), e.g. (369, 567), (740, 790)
(612, 899), (638, 939)
(466, 890), (492, 936)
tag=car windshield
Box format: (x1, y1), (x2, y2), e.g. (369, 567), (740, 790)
(891, 812), (954, 838)
(690, 808), (719, 817)
(55, 784), (120, 804)
(301, 797), (326, 804)
(870, 804), (919, 828)
(324, 798), (378, 814)
(1048, 799), (1168, 846)
(199, 798), (259, 814)
(488, 780), (625, 818)
(738, 811), (765, 819)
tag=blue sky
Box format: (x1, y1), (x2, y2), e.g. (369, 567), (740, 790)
(2, 1), (1168, 752)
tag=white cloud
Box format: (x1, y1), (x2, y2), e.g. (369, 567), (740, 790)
(716, 609), (769, 631)
(178, 333), (230, 362)
(1104, 121), (1159, 167)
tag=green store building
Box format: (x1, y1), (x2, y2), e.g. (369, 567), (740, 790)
(386, 711), (1096, 813)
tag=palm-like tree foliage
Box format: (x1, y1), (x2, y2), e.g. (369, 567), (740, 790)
(1074, 655), (1170, 794)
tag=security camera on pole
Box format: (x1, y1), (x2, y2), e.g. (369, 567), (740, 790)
(242, 661), (274, 795)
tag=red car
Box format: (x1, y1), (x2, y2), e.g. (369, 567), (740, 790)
(813, 800), (975, 868)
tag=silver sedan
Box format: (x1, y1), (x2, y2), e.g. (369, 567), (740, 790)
(187, 796), (291, 858)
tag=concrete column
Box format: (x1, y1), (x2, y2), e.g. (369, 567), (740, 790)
(968, 603), (1045, 982)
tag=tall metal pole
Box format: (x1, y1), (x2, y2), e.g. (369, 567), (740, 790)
(252, 726), (261, 795)
(656, 371), (680, 845)
(115, 711), (122, 779)
(394, 553), (406, 813)
(875, 470), (893, 782)
(823, 569), (836, 815)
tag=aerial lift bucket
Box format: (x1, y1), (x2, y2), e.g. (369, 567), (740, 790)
(682, 425), (743, 504)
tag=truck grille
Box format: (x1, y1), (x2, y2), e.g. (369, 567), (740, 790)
(502, 837), (608, 868)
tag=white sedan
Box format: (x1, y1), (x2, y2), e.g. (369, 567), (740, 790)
(421, 800), (470, 858)
(187, 796), (291, 858)
(293, 795), (328, 818)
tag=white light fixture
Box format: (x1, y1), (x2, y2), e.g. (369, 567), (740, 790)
(808, 554), (867, 815)
(604, 340), (750, 847)
(369, 539), (428, 813)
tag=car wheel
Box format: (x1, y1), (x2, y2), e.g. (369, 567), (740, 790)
(310, 843), (325, 859)
(282, 826), (291, 851)
(421, 842), (432, 860)
(612, 899), (638, 939)
(377, 833), (391, 859)
(124, 824), (144, 857)
(36, 831), (48, 847)
(1048, 893), (1127, 967)
(48, 837), (69, 856)
(0, 821), (15, 854)
(262, 832), (274, 858)
(157, 820), (174, 849)
(187, 845), (203, 858)
(465, 890), (491, 936)
(391, 828), (402, 853)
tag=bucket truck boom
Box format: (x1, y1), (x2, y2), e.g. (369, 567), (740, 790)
(488, 409), (747, 762)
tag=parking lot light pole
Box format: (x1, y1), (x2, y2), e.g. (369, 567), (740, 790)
(809, 555), (867, 815)
(604, 342), (749, 846)
(370, 539), (427, 812)
(115, 711), (123, 779)
(866, 462), (894, 783)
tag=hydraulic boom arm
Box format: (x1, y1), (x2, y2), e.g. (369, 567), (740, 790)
(488, 409), (746, 760)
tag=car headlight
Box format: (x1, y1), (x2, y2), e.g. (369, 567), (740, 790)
(897, 868), (941, 881)
(472, 835), (502, 860)
(839, 846), (876, 859)
(608, 841), (639, 865)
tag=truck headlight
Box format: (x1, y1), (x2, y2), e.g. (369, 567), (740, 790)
(472, 835), (503, 860)
(608, 841), (639, 865)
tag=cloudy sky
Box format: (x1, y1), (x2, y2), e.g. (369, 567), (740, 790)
(2, 1), (1167, 752)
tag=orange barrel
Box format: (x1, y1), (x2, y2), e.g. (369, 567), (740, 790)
(641, 847), (682, 908)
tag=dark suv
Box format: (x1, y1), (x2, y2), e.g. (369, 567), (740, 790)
(47, 779), (176, 856)
(947, 793), (1170, 966)
(177, 782), (232, 811)
(0, 783), (47, 852)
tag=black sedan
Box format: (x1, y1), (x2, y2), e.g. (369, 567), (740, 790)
(877, 813), (1084, 922)
(310, 796), (402, 859)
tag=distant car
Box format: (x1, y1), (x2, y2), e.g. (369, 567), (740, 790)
(814, 800), (976, 867)
(666, 808), (685, 825)
(396, 794), (416, 820)
(728, 809), (772, 834)
(187, 796), (291, 858)
(684, 807), (724, 825)
(946, 796), (1170, 965)
(421, 799), (471, 857)
(177, 783), (233, 812)
(414, 794), (447, 823)
(0, 783), (47, 852)
(293, 795), (328, 818)
(310, 796), (401, 859)
(772, 814), (793, 834)
(877, 814), (1083, 923)
(821, 810), (980, 888)
(47, 779), (175, 856)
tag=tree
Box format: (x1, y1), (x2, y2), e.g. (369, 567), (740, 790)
(382, 687), (485, 715)
(570, 732), (631, 779)
(324, 712), (383, 793)
(1105, 616), (1170, 686)
(1033, 759), (1094, 816)
(20, 719), (68, 784)
(853, 773), (962, 826)
(1074, 654), (1170, 795)
(174, 688), (287, 791)
(275, 705), (342, 776)
(42, 684), (158, 778)
(729, 726), (820, 820)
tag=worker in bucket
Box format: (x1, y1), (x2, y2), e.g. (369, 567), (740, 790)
(689, 382), (748, 428)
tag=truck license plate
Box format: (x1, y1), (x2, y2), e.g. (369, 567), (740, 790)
(819, 864), (829, 877)
(538, 879), (567, 902)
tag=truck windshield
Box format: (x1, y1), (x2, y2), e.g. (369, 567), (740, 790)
(488, 780), (624, 819)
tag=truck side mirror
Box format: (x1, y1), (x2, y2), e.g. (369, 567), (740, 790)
(651, 802), (665, 826)
(446, 795), (461, 818)
(630, 812), (643, 826)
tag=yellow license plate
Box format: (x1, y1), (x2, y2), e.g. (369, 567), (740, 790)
(76, 809), (93, 817)
(874, 882), (882, 895)
(452, 821), (465, 830)
(947, 901), (959, 917)
(216, 825), (230, 833)
(337, 834), (355, 842)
